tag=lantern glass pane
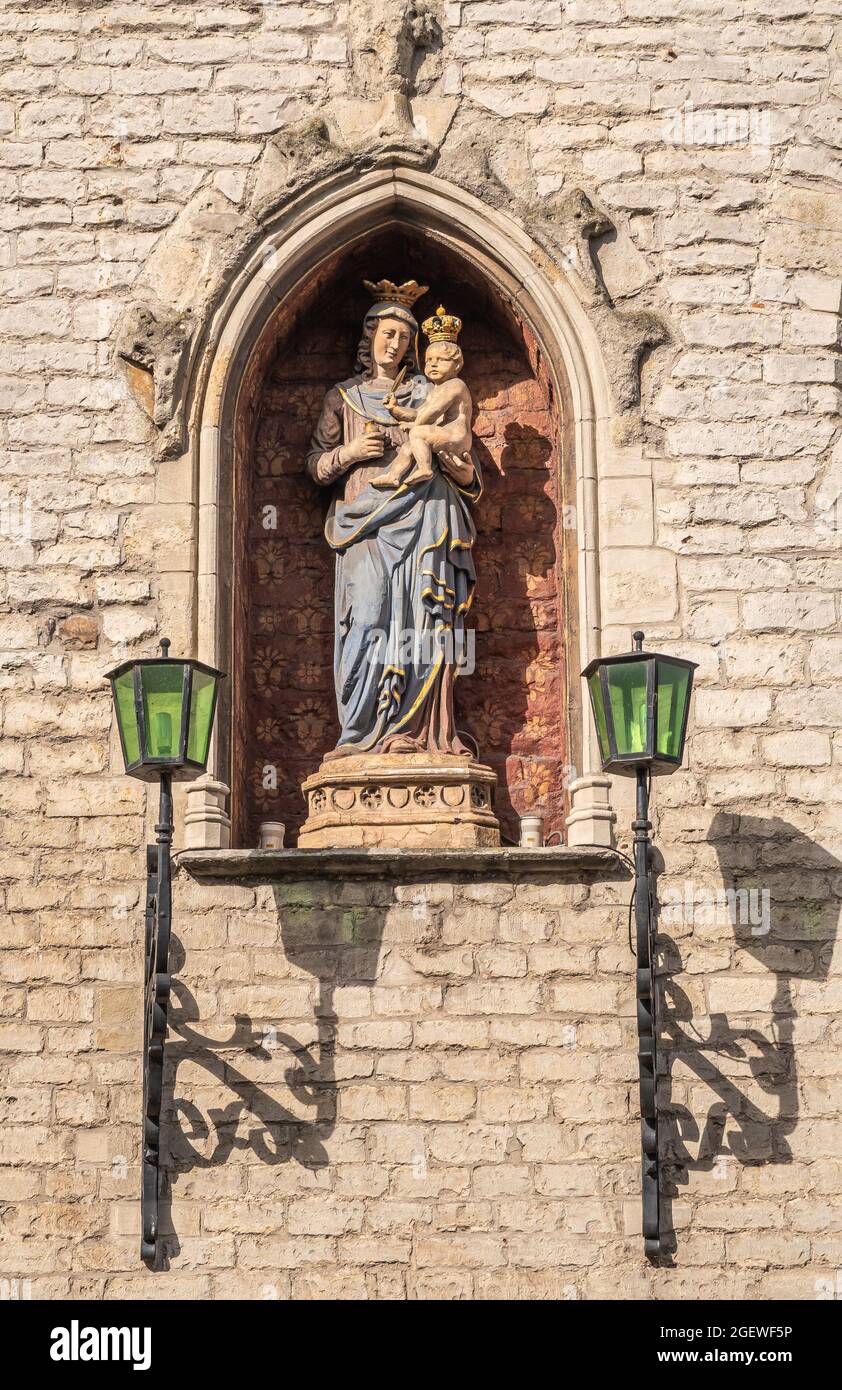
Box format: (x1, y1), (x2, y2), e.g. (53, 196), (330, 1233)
(186, 668), (216, 768)
(606, 660), (649, 757)
(655, 660), (691, 759)
(140, 662), (185, 758)
(587, 672), (611, 764)
(114, 670), (140, 766)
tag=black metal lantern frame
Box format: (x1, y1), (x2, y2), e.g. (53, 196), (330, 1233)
(582, 646), (697, 777)
(632, 767), (660, 1263)
(106, 645), (222, 784)
(104, 638), (224, 1268)
(581, 631), (697, 1265)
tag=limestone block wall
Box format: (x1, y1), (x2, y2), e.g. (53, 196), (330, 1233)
(3, 856), (840, 1299)
(0, 1), (841, 1299)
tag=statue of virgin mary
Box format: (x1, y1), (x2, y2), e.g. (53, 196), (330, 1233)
(306, 278), (482, 759)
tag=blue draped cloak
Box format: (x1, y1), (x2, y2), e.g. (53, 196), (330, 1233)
(306, 372), (482, 755)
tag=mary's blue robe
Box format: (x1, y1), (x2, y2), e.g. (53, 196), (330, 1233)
(306, 371), (481, 755)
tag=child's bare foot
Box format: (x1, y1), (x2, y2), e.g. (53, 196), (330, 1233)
(371, 468), (403, 490)
(405, 463), (434, 485)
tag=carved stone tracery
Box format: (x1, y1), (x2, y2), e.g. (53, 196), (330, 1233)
(299, 753), (500, 849)
(115, 12), (669, 457)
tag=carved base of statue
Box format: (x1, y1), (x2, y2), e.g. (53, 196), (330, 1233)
(298, 753), (501, 849)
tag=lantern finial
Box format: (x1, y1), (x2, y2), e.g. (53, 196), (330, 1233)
(158, 637), (171, 658)
(632, 630), (645, 651)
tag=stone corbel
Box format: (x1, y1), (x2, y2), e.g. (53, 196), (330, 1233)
(525, 188), (670, 415)
(591, 304), (670, 414)
(116, 186), (258, 457)
(116, 302), (195, 459)
(528, 188), (614, 310)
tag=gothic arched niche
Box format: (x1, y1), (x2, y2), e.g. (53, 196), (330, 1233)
(230, 223), (576, 848)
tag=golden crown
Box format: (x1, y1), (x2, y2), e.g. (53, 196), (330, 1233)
(422, 305), (462, 344)
(363, 278), (428, 309)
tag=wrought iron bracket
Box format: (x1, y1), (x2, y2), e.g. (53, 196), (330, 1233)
(633, 765), (660, 1262)
(141, 772), (173, 1267)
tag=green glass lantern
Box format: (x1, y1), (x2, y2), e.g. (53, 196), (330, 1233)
(104, 638), (225, 783)
(582, 631), (697, 776)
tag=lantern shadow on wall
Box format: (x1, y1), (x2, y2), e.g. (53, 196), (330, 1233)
(657, 812), (842, 1264)
(151, 892), (388, 1268)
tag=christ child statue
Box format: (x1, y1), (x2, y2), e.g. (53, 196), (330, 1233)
(371, 306), (473, 489)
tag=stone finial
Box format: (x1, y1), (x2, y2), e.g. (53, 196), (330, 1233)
(345, 0), (442, 155)
(184, 776), (231, 850)
(351, 0), (441, 99)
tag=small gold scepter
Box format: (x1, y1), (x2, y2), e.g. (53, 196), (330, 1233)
(366, 364), (409, 431)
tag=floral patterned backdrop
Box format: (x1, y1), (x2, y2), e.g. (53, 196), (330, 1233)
(240, 239), (569, 846)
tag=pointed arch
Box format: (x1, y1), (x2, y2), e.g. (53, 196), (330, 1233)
(185, 166), (619, 849)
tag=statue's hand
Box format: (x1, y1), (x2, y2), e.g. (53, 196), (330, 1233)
(339, 432), (386, 467)
(383, 393), (397, 414)
(438, 450), (475, 486)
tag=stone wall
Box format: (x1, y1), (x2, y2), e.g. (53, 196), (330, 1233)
(3, 850), (840, 1300)
(1, 1), (842, 1299)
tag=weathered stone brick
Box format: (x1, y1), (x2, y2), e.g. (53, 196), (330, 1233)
(0, 0), (840, 1303)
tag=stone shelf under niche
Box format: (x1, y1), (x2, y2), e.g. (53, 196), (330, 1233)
(177, 846), (626, 880)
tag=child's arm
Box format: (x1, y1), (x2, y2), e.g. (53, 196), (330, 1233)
(384, 396), (418, 422)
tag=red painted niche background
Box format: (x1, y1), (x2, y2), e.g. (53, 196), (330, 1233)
(235, 231), (570, 847)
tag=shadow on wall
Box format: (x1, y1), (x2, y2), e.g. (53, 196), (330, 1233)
(658, 812), (842, 1264)
(152, 896), (386, 1269)
(460, 419), (562, 842)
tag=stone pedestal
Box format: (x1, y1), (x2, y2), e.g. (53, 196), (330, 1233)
(183, 776), (231, 850)
(298, 753), (501, 849)
(565, 774), (616, 848)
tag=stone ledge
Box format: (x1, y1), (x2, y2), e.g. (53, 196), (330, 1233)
(176, 846), (627, 880)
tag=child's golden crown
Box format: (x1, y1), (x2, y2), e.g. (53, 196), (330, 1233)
(422, 305), (462, 343)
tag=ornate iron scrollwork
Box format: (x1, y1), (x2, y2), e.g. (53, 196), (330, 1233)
(141, 773), (173, 1268)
